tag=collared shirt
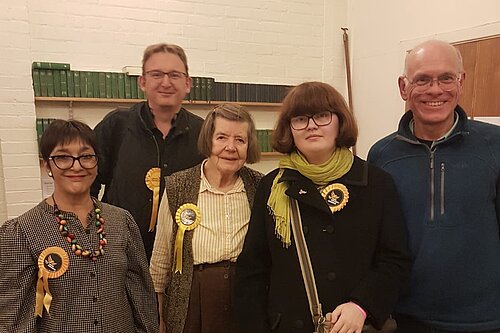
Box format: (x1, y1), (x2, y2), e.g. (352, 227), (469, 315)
(150, 160), (251, 293)
(409, 111), (460, 149)
(141, 104), (178, 141)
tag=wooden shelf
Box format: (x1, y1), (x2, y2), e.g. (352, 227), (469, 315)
(261, 152), (282, 157)
(34, 97), (281, 108)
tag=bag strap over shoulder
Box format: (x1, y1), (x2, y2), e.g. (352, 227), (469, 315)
(289, 198), (326, 332)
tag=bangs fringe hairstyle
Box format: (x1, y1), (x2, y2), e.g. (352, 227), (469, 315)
(39, 119), (98, 161)
(197, 103), (260, 164)
(272, 81), (358, 153)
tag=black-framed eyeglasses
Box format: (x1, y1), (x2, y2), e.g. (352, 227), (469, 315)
(145, 70), (187, 81)
(290, 111), (334, 130)
(49, 154), (98, 170)
(404, 72), (462, 92)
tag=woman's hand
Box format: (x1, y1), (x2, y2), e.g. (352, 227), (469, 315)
(326, 302), (365, 333)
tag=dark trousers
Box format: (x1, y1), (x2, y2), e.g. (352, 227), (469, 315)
(183, 261), (239, 333)
(395, 314), (500, 333)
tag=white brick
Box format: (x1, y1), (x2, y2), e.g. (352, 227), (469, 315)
(3, 166), (41, 179)
(6, 191), (42, 204)
(0, 115), (36, 129)
(0, 127), (36, 142)
(2, 154), (40, 167)
(1, 142), (38, 155)
(5, 178), (42, 191)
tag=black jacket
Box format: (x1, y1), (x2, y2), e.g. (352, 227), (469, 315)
(235, 157), (412, 332)
(91, 102), (204, 259)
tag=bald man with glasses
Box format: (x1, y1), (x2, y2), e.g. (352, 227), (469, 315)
(368, 40), (500, 333)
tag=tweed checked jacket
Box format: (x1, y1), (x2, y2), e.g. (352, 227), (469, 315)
(163, 164), (262, 333)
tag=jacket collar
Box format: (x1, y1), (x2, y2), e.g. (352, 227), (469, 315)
(397, 105), (470, 145)
(280, 156), (367, 214)
(138, 101), (192, 137)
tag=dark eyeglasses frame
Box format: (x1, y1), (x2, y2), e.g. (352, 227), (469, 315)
(49, 154), (98, 170)
(290, 111), (334, 130)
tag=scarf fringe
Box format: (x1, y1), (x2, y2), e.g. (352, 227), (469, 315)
(267, 205), (291, 248)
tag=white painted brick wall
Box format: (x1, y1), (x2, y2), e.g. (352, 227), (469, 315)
(0, 0), (348, 219)
(0, 1), (42, 221)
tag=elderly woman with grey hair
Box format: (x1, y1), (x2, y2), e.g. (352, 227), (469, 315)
(150, 103), (263, 333)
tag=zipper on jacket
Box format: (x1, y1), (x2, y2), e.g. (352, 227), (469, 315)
(429, 153), (435, 222)
(440, 162), (445, 215)
(148, 130), (161, 167)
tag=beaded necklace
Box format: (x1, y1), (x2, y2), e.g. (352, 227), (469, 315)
(52, 195), (107, 260)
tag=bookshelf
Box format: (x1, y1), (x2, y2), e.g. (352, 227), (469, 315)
(34, 97), (281, 108)
(34, 97), (283, 160)
(31, 63), (287, 174)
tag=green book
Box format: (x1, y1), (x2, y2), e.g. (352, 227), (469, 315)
(39, 70), (48, 97)
(262, 130), (269, 152)
(206, 78), (214, 102)
(267, 130), (273, 152)
(32, 62), (70, 70)
(32, 69), (41, 97)
(78, 72), (86, 97)
(124, 75), (132, 99)
(75, 71), (83, 98)
(46, 70), (55, 97)
(117, 73), (125, 99)
(60, 70), (68, 97)
(105, 73), (112, 99)
(66, 70), (74, 97)
(86, 72), (94, 98)
(111, 73), (119, 99)
(42, 118), (50, 134)
(90, 72), (98, 98)
(53, 70), (61, 97)
(97, 72), (105, 98)
(36, 118), (43, 142)
(73, 71), (80, 97)
(200, 77), (207, 101)
(130, 75), (138, 99)
(256, 130), (263, 153)
(193, 77), (201, 101)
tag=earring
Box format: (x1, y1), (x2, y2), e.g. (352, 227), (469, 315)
(48, 171), (53, 177)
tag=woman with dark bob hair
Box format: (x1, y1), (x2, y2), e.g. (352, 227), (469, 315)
(150, 103), (263, 333)
(0, 119), (158, 332)
(235, 82), (411, 333)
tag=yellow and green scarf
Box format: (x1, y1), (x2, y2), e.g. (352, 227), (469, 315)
(267, 147), (353, 247)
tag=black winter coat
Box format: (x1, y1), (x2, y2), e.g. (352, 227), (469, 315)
(91, 102), (204, 259)
(235, 157), (411, 333)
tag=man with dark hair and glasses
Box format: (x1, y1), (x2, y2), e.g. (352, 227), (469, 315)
(92, 43), (204, 260)
(369, 40), (500, 333)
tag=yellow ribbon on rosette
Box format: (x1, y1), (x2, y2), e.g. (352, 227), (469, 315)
(320, 183), (349, 213)
(145, 167), (162, 231)
(173, 203), (201, 273)
(35, 247), (69, 317)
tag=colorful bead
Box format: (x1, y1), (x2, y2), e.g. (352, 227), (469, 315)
(53, 196), (107, 260)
